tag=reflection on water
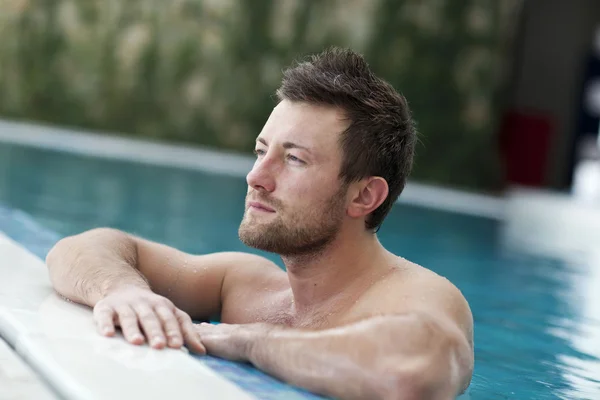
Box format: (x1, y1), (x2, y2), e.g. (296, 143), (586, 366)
(0, 142), (599, 399)
(500, 192), (600, 399)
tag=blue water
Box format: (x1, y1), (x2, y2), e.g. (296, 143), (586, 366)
(0, 141), (599, 399)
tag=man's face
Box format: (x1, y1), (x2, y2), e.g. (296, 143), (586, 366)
(238, 100), (350, 257)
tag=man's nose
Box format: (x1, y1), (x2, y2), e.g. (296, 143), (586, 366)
(246, 157), (276, 192)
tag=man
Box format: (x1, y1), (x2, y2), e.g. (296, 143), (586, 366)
(46, 47), (473, 400)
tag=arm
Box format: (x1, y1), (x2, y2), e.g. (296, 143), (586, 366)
(197, 313), (471, 400)
(253, 314), (471, 400)
(196, 271), (474, 400)
(46, 227), (227, 317)
(45, 227), (278, 319)
(45, 227), (276, 351)
(45, 227), (147, 306)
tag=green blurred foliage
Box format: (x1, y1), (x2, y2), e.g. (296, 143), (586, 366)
(0, 0), (522, 191)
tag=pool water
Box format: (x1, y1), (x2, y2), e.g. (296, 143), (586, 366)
(0, 142), (599, 399)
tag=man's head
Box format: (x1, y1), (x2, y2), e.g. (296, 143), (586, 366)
(239, 47), (417, 256)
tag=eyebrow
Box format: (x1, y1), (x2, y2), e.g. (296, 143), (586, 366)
(256, 137), (312, 153)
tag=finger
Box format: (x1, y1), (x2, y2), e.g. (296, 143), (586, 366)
(177, 311), (206, 355)
(115, 306), (145, 345)
(133, 304), (166, 349)
(155, 306), (183, 349)
(93, 305), (116, 337)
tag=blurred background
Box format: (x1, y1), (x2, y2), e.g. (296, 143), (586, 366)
(0, 0), (599, 195)
(1, 1), (600, 399)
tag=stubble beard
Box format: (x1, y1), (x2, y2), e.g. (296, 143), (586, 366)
(238, 186), (347, 258)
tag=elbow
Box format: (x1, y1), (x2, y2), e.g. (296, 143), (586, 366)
(46, 227), (124, 263)
(375, 361), (465, 400)
(45, 235), (75, 273)
(45, 233), (82, 291)
(376, 365), (470, 400)
(44, 236), (75, 301)
(374, 313), (473, 400)
(45, 227), (125, 287)
(374, 362), (436, 400)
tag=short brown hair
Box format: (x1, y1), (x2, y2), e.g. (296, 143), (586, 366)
(276, 47), (417, 231)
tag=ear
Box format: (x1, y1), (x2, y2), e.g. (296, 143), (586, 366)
(346, 177), (389, 219)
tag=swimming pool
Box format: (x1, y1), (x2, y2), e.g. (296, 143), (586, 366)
(0, 139), (599, 399)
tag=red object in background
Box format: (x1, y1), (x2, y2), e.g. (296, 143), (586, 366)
(499, 110), (554, 187)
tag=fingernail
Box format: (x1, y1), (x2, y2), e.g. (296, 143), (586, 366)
(131, 334), (143, 342)
(151, 337), (164, 347)
(171, 337), (182, 346)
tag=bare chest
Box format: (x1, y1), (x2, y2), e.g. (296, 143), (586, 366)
(219, 266), (410, 329)
(220, 291), (341, 329)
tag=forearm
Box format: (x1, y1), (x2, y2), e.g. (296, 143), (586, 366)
(245, 314), (468, 400)
(46, 228), (149, 306)
(247, 318), (406, 400)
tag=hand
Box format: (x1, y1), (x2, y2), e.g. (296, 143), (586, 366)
(195, 322), (271, 361)
(93, 285), (206, 354)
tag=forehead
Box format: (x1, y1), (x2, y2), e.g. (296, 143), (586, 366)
(258, 100), (349, 151)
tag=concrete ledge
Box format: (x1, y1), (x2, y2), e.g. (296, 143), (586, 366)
(0, 231), (255, 400)
(0, 338), (57, 400)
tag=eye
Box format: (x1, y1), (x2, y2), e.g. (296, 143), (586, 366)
(254, 149), (266, 157)
(287, 154), (305, 164)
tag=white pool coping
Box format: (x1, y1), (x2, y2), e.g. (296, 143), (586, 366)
(0, 337), (57, 399)
(0, 231), (256, 400)
(0, 119), (506, 220)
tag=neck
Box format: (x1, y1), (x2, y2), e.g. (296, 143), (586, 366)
(282, 228), (396, 318)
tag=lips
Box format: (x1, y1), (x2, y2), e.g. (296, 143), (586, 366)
(248, 201), (275, 212)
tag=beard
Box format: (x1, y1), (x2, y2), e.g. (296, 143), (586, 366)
(238, 185), (348, 257)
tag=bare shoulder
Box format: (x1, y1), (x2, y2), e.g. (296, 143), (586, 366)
(218, 252), (290, 324)
(221, 252), (287, 286)
(219, 252), (288, 301)
(404, 261), (473, 338)
(132, 232), (285, 320)
(349, 258), (473, 343)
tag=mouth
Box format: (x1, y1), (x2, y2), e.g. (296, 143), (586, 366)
(247, 201), (276, 213)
